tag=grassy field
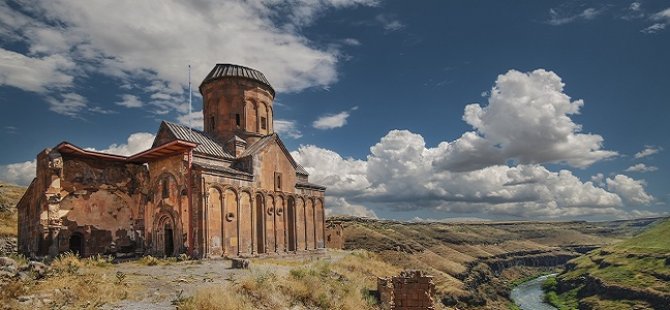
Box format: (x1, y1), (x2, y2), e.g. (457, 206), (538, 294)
(551, 219), (670, 309)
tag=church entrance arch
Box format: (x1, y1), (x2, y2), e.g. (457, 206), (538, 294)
(153, 211), (178, 257)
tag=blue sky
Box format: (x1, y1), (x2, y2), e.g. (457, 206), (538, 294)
(0, 0), (668, 221)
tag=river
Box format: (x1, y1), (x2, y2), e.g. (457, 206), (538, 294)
(510, 274), (558, 310)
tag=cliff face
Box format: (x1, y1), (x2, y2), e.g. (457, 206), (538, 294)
(555, 219), (670, 309)
(331, 216), (664, 309)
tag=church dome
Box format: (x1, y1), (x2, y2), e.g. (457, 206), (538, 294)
(200, 63), (274, 96)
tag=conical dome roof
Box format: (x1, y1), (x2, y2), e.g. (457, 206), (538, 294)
(200, 63), (274, 96)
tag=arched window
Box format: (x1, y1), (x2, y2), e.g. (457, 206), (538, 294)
(235, 114), (241, 127)
(162, 179), (170, 199)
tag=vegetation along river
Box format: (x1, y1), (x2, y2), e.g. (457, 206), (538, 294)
(510, 274), (558, 310)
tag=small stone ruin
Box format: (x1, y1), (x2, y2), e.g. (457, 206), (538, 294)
(378, 270), (435, 310)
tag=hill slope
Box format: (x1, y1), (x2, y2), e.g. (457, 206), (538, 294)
(334, 216), (665, 309)
(551, 219), (670, 309)
(0, 182), (27, 254)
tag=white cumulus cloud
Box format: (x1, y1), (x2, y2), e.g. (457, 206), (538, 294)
(625, 163), (658, 173)
(606, 175), (654, 205)
(274, 119), (303, 139)
(634, 145), (661, 159)
(0, 160), (37, 187)
(434, 69), (617, 172)
(116, 94), (143, 108)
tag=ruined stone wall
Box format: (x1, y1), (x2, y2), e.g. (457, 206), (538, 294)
(17, 149), (52, 256)
(325, 221), (344, 249)
(378, 270), (436, 310)
(18, 149), (150, 258)
(58, 155), (148, 257)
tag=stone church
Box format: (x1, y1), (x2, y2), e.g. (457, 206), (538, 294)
(17, 64), (326, 258)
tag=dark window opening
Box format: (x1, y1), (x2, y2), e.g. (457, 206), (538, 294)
(162, 180), (169, 199)
(235, 114), (241, 127)
(261, 117), (267, 130)
(210, 116), (215, 130)
(274, 172), (283, 191)
(69, 233), (83, 255)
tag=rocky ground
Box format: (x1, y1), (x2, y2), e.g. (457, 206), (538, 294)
(0, 250), (393, 310)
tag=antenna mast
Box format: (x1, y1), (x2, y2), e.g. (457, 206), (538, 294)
(188, 64), (192, 132)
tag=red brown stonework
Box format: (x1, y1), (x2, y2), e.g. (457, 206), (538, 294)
(16, 64), (326, 259)
(378, 270), (436, 310)
(325, 221), (344, 249)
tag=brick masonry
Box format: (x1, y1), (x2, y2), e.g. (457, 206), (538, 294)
(378, 270), (436, 310)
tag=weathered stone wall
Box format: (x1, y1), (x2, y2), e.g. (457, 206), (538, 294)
(196, 166), (325, 258)
(18, 149), (149, 258)
(378, 270), (436, 310)
(326, 221), (344, 249)
(145, 154), (189, 257)
(253, 141), (297, 193)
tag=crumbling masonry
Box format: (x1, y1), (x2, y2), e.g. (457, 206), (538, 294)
(378, 270), (436, 310)
(16, 64), (326, 259)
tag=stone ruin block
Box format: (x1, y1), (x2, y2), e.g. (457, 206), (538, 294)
(378, 270), (435, 310)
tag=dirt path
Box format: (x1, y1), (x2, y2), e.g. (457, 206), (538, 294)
(103, 252), (345, 309)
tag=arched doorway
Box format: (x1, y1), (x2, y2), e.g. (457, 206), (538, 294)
(69, 233), (83, 256)
(287, 197), (296, 251)
(255, 194), (265, 254)
(154, 212), (178, 257)
(164, 223), (174, 256)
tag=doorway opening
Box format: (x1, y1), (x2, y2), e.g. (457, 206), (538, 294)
(69, 233), (83, 256)
(164, 224), (174, 256)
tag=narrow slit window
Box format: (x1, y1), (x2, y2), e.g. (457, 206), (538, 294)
(274, 172), (283, 191)
(261, 117), (267, 130)
(162, 180), (169, 199)
(235, 114), (241, 127)
(210, 116), (215, 130)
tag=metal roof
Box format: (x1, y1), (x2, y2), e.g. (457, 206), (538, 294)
(160, 121), (235, 159)
(200, 64), (275, 96)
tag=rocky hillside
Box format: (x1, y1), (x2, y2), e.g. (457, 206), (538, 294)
(549, 218), (670, 309)
(332, 216), (665, 309)
(0, 182), (27, 255)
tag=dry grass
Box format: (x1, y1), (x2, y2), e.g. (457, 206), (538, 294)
(0, 182), (26, 238)
(178, 250), (400, 310)
(1, 253), (141, 309)
(0, 211), (17, 237)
